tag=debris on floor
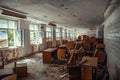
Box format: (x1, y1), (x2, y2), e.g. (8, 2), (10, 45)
(0, 53), (69, 80)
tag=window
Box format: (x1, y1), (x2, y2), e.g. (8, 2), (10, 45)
(0, 19), (7, 28)
(70, 30), (73, 40)
(0, 30), (8, 47)
(56, 28), (61, 40)
(39, 31), (43, 44)
(15, 30), (23, 47)
(0, 19), (22, 48)
(73, 32), (77, 40)
(30, 24), (43, 44)
(62, 29), (66, 40)
(46, 26), (52, 42)
(67, 30), (70, 40)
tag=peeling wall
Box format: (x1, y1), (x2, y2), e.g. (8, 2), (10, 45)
(104, 2), (120, 80)
(19, 20), (31, 57)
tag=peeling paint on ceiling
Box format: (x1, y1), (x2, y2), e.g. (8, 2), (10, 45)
(0, 0), (108, 29)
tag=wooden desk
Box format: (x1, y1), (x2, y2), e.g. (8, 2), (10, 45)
(80, 56), (97, 80)
(43, 48), (57, 63)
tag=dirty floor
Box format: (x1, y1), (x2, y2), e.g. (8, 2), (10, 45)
(0, 53), (69, 80)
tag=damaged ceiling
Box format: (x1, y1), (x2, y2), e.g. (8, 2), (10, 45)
(0, 0), (108, 29)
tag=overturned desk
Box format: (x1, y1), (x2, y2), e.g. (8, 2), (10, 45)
(42, 48), (57, 63)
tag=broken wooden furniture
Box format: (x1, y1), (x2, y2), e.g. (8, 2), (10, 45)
(67, 54), (81, 80)
(67, 47), (84, 80)
(1, 74), (17, 80)
(42, 48), (57, 63)
(67, 41), (84, 66)
(80, 56), (98, 80)
(13, 62), (27, 77)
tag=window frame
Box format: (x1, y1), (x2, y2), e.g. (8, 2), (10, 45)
(56, 27), (61, 40)
(46, 26), (52, 42)
(29, 24), (43, 45)
(0, 18), (22, 48)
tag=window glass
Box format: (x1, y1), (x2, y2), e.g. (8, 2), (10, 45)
(8, 29), (14, 46)
(56, 28), (61, 40)
(46, 26), (52, 42)
(62, 29), (66, 39)
(67, 30), (70, 39)
(46, 27), (51, 32)
(0, 19), (7, 28)
(30, 25), (34, 30)
(8, 20), (17, 29)
(0, 30), (8, 48)
(15, 30), (22, 47)
(30, 24), (42, 44)
(38, 32), (43, 44)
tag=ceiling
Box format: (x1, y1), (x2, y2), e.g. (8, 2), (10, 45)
(0, 0), (108, 29)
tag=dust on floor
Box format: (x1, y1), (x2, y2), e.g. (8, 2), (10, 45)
(1, 53), (69, 80)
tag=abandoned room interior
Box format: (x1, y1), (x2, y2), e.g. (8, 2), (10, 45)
(0, 0), (120, 80)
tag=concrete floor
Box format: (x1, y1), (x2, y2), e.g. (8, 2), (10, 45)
(0, 53), (69, 80)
